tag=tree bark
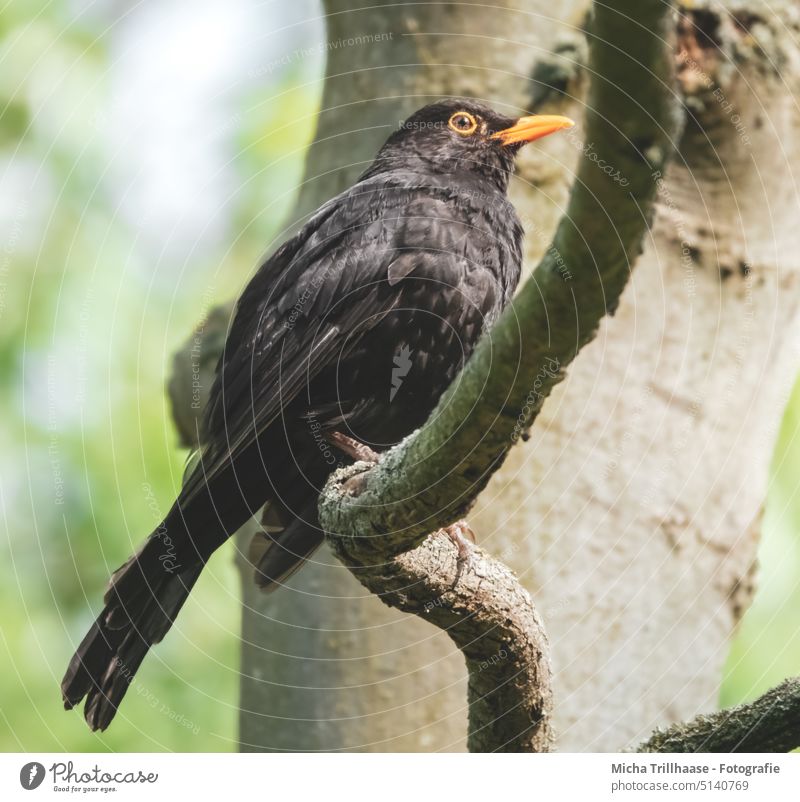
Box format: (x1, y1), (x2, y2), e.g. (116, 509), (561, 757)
(316, 0), (678, 752)
(637, 678), (800, 753)
(171, 0), (800, 751)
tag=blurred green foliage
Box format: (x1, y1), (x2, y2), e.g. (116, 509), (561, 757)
(0, 0), (797, 754)
(722, 379), (800, 709)
(0, 1), (320, 750)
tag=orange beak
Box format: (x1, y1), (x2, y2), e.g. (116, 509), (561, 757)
(491, 114), (575, 146)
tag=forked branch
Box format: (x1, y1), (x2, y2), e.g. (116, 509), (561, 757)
(319, 0), (680, 752)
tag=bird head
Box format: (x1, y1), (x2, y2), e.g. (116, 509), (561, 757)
(366, 99), (574, 191)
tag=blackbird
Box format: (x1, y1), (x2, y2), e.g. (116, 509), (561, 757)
(62, 99), (573, 729)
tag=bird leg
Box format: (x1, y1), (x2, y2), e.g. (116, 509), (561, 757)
(326, 431), (381, 464)
(438, 519), (477, 585)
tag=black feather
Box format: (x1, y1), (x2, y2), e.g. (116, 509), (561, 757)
(63, 99), (530, 729)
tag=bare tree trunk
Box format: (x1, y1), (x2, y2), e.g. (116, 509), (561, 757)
(173, 0), (800, 751)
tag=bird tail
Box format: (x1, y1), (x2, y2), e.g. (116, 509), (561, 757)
(250, 502), (325, 592)
(61, 534), (202, 731)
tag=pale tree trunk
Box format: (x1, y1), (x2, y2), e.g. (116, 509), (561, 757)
(173, 0), (800, 751)
(495, 2), (800, 749)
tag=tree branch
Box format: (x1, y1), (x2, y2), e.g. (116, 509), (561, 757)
(318, 0), (679, 752)
(637, 678), (800, 753)
(329, 480), (552, 752)
(167, 0), (683, 752)
(319, 0), (679, 548)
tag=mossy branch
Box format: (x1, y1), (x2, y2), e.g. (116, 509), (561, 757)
(317, 0), (680, 752)
(638, 678), (800, 753)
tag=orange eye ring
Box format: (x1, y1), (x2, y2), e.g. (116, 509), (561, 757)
(448, 111), (478, 136)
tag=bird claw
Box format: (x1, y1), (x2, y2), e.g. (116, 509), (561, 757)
(439, 519), (477, 585)
(326, 431), (381, 464)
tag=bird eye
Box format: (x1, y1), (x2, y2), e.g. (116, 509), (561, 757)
(448, 111), (478, 136)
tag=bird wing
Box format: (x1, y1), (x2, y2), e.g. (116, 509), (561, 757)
(185, 179), (471, 500)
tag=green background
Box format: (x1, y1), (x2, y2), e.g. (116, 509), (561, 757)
(1, 1), (797, 751)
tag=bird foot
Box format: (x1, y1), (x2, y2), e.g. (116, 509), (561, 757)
(326, 431), (381, 464)
(439, 519), (477, 585)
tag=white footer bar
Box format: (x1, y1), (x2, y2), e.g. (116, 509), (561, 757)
(2, 753), (797, 800)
